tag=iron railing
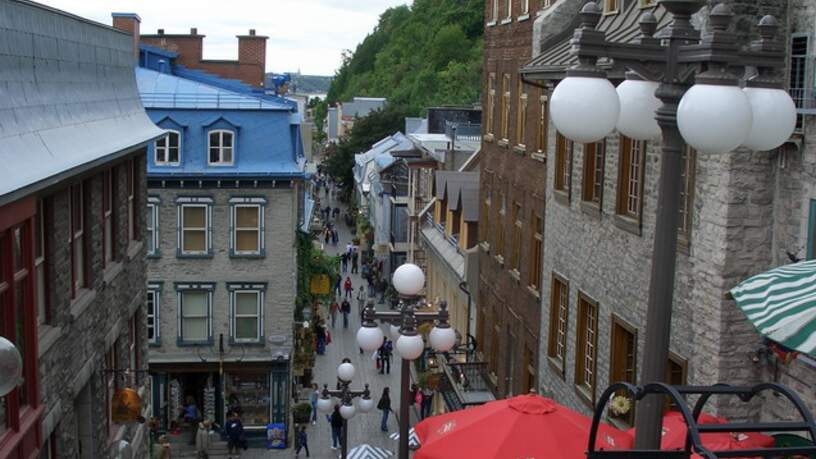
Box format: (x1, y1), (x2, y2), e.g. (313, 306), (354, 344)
(140, 92), (276, 109)
(445, 121), (482, 143)
(437, 358), (497, 411)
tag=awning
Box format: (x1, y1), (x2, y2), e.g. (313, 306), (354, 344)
(730, 260), (816, 356)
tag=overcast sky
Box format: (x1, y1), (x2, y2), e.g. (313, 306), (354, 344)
(41, 0), (409, 75)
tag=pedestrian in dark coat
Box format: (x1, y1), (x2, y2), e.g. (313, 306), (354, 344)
(329, 300), (339, 328)
(351, 252), (359, 274)
(377, 388), (391, 432)
(334, 276), (342, 296)
(341, 299), (351, 328)
(295, 425), (310, 457)
(340, 253), (349, 272)
(225, 412), (244, 457)
(330, 406), (343, 450)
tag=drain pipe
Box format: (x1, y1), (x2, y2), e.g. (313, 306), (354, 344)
(458, 281), (473, 363)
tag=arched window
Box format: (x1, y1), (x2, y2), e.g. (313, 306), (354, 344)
(208, 129), (234, 165)
(155, 130), (181, 165)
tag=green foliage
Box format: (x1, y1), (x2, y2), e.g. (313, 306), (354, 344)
(295, 232), (338, 322)
(292, 402), (313, 424)
(325, 0), (484, 116)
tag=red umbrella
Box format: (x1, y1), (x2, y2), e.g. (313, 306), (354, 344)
(414, 394), (632, 459)
(627, 411), (774, 456)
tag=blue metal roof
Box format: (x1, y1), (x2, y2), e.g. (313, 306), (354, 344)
(0, 0), (163, 204)
(136, 67), (292, 110)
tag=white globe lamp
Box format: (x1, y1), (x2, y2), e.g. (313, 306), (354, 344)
(316, 396), (332, 414)
(357, 325), (384, 352)
(742, 87), (796, 151)
(677, 84), (753, 154)
(396, 334), (425, 360)
(358, 397), (375, 413)
(390, 323), (402, 341)
(0, 337), (22, 397)
(616, 79), (661, 140)
(392, 263), (425, 297)
(551, 76), (620, 143)
(429, 326), (457, 353)
(340, 402), (356, 420)
(337, 362), (356, 382)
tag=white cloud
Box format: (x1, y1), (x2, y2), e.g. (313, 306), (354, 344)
(40, 0), (409, 75)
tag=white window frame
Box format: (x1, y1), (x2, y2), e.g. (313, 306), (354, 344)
(207, 129), (235, 165)
(520, 0), (529, 16)
(147, 286), (160, 344)
(504, 0), (512, 21)
(229, 198), (266, 256)
(147, 197), (160, 256)
(155, 130), (181, 165)
(229, 287), (264, 343)
(176, 284), (214, 343)
(177, 198), (213, 256)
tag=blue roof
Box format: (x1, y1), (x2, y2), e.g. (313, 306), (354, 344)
(136, 67), (292, 110)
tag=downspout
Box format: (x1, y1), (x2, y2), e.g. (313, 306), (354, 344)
(458, 281), (473, 363)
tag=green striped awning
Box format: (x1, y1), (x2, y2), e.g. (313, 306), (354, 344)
(730, 260), (816, 357)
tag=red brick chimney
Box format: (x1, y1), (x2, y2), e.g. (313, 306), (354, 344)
(111, 13), (141, 59)
(237, 29), (267, 86)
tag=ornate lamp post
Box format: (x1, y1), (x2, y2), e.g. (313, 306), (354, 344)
(549, 1), (795, 450)
(356, 263), (457, 459)
(316, 358), (376, 459)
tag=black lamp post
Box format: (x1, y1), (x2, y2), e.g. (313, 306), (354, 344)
(548, 1), (795, 450)
(316, 358), (375, 459)
(356, 263), (457, 459)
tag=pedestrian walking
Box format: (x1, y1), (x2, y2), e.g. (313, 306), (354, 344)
(346, 242), (353, 255)
(329, 300), (339, 328)
(341, 299), (351, 328)
(377, 388), (391, 432)
(341, 253), (349, 273)
(378, 279), (388, 304)
(343, 276), (353, 299)
(378, 339), (392, 375)
(330, 405), (343, 450)
(356, 286), (366, 318)
(309, 384), (319, 425)
(421, 386), (434, 419)
(333, 206), (340, 220)
(195, 419), (212, 458)
(183, 397), (201, 445)
(315, 320), (326, 355)
(295, 425), (310, 457)
(225, 412), (245, 459)
(334, 276), (342, 296)
(351, 252), (359, 274)
(324, 228), (331, 245)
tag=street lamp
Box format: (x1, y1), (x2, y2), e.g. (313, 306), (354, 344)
(356, 262), (456, 459)
(0, 337), (22, 397)
(316, 359), (375, 459)
(548, 1), (794, 450)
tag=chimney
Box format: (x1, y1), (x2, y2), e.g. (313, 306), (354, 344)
(237, 29), (268, 86)
(190, 27), (198, 35)
(111, 13), (141, 59)
(249, 29), (256, 36)
(157, 28), (165, 35)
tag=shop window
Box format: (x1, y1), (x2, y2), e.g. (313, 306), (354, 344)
(230, 199), (265, 256)
(208, 129), (235, 165)
(147, 198), (160, 256)
(147, 287), (160, 344)
(127, 159), (139, 242)
(678, 147), (696, 244)
(609, 317), (637, 426)
(510, 202), (522, 272)
(617, 136), (646, 221)
(178, 200), (212, 256)
(35, 199), (50, 325)
(155, 130), (181, 165)
(529, 213), (543, 292)
(575, 293), (599, 406)
(547, 274), (569, 376)
(230, 288), (264, 343)
(178, 288), (212, 343)
(582, 141), (606, 206)
(225, 373), (270, 427)
(516, 79), (528, 148)
(554, 133), (573, 199)
(69, 182), (86, 296)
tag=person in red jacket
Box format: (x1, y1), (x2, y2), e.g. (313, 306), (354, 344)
(343, 276), (353, 299)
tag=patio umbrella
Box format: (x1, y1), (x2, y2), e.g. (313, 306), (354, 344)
(345, 443), (394, 459)
(413, 393), (632, 459)
(730, 260), (816, 356)
(626, 411), (774, 455)
(388, 428), (420, 448)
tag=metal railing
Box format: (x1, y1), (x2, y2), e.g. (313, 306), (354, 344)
(438, 358), (497, 411)
(140, 92), (274, 109)
(445, 121), (482, 143)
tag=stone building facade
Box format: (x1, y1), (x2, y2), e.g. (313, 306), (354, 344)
(477, 0), (548, 398)
(522, 0), (815, 425)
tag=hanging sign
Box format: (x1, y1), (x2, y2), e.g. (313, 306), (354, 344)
(112, 387), (142, 424)
(310, 274), (330, 295)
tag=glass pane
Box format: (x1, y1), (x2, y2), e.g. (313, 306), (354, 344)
(235, 318), (258, 340)
(209, 148), (220, 163)
(183, 318), (207, 341)
(169, 132), (179, 149)
(12, 228), (22, 273)
(183, 230), (206, 252)
(183, 291), (207, 316)
(15, 281), (27, 406)
(184, 207), (206, 228)
(221, 132), (233, 148)
(222, 148), (233, 163)
(209, 132), (220, 148)
(168, 147), (179, 163)
(147, 292), (155, 341)
(235, 292), (258, 315)
(236, 207), (259, 227)
(36, 264), (46, 324)
(236, 230), (258, 252)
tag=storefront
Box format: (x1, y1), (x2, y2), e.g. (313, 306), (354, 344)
(150, 362), (289, 431)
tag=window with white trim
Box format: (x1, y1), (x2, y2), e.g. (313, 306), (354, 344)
(490, 0), (499, 22)
(178, 287), (212, 343)
(521, 0), (529, 15)
(230, 287), (264, 342)
(147, 198), (160, 256)
(147, 286), (160, 344)
(178, 200), (212, 256)
(155, 130), (181, 165)
(232, 204), (262, 255)
(208, 130), (234, 165)
(504, 0), (512, 20)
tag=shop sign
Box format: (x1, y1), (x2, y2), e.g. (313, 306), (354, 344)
(310, 274), (330, 295)
(112, 387), (142, 424)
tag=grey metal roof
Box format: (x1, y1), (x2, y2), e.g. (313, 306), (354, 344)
(435, 171), (480, 222)
(521, 2), (671, 79)
(0, 0), (164, 204)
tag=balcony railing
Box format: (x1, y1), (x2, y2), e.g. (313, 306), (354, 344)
(438, 358), (497, 411)
(445, 121), (482, 143)
(140, 92), (275, 109)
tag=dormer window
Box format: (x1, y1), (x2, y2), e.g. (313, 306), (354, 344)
(604, 0), (620, 14)
(155, 130), (181, 165)
(208, 129), (234, 165)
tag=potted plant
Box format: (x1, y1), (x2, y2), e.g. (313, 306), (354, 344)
(292, 402), (312, 425)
